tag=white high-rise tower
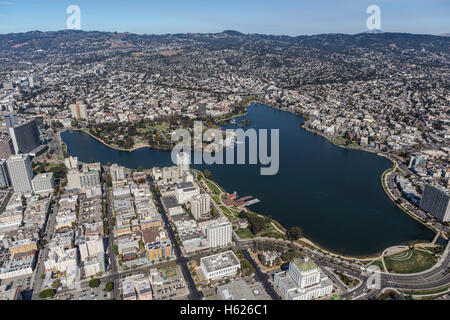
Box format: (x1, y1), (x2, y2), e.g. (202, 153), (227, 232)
(6, 154), (34, 193)
(176, 152), (190, 176)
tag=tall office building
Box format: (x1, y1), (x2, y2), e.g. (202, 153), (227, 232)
(70, 102), (88, 120)
(419, 184), (450, 222)
(199, 217), (232, 249)
(190, 193), (211, 220)
(110, 164), (126, 182)
(0, 134), (14, 159)
(6, 154), (33, 193)
(8, 119), (41, 154)
(176, 152), (190, 176)
(0, 159), (10, 187)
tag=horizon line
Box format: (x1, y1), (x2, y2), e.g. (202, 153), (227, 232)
(1, 28), (449, 38)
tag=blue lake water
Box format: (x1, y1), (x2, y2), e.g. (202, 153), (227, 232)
(61, 104), (434, 256)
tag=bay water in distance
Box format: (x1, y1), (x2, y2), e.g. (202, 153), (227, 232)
(61, 104), (434, 256)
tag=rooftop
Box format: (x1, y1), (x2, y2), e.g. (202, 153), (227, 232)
(293, 257), (318, 272)
(200, 250), (240, 273)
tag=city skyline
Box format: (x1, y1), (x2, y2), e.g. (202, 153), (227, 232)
(0, 0), (449, 36)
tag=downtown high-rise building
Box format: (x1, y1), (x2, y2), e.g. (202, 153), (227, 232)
(176, 151), (190, 176)
(6, 154), (34, 193)
(190, 193), (211, 220)
(8, 119), (41, 154)
(419, 184), (450, 222)
(199, 217), (232, 249)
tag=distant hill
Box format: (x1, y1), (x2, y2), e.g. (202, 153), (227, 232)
(220, 30), (244, 36)
(0, 29), (448, 56)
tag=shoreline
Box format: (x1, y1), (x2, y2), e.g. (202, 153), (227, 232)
(59, 104), (441, 260)
(62, 128), (170, 152)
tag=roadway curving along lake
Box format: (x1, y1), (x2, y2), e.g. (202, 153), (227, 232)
(61, 104), (434, 256)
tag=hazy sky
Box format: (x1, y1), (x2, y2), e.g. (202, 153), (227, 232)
(0, 0), (449, 35)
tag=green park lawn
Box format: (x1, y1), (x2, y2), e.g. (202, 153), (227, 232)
(206, 181), (222, 195)
(235, 228), (255, 239)
(384, 249), (436, 274)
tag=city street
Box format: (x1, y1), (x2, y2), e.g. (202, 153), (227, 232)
(31, 200), (58, 300)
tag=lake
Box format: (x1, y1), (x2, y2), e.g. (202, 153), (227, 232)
(61, 104), (434, 256)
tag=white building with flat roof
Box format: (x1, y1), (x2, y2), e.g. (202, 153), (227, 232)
(79, 235), (104, 262)
(0, 255), (35, 280)
(175, 181), (199, 204)
(32, 172), (55, 194)
(200, 250), (240, 280)
(44, 247), (77, 273)
(199, 217), (232, 249)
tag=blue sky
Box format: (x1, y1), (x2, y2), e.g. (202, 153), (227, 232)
(0, 0), (448, 35)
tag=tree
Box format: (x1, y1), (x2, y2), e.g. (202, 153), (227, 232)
(21, 194), (27, 207)
(39, 289), (55, 299)
(89, 278), (101, 288)
(105, 282), (114, 292)
(51, 279), (61, 289)
(281, 250), (297, 262)
(246, 213), (265, 234)
(203, 169), (211, 179)
(106, 173), (112, 187)
(238, 210), (247, 219)
(287, 226), (302, 240)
